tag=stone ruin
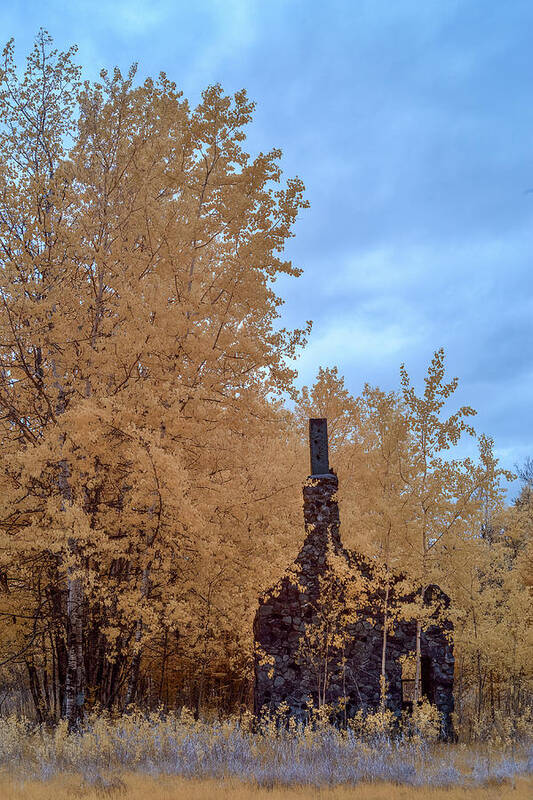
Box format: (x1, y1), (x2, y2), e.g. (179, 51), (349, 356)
(253, 419), (455, 739)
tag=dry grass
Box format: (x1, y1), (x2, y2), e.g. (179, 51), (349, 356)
(0, 773), (531, 800)
(0, 709), (530, 795)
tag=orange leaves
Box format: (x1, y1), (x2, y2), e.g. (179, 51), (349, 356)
(0, 31), (312, 711)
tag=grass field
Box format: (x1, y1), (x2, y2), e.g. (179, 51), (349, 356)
(0, 709), (530, 797)
(0, 774), (532, 800)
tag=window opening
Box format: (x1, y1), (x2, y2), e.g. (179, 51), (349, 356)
(421, 655), (434, 703)
(400, 653), (417, 707)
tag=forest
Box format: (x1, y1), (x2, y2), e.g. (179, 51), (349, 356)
(0, 32), (531, 791)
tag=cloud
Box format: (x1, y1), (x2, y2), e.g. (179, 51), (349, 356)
(68, 0), (177, 36)
(292, 307), (424, 387)
(176, 0), (259, 93)
(4, 0), (533, 493)
(108, 0), (172, 34)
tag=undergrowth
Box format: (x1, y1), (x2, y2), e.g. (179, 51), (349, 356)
(0, 702), (530, 791)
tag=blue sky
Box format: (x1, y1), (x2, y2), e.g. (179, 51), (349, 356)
(3, 0), (533, 495)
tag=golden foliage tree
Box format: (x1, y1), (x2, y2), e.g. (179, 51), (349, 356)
(294, 351), (517, 718)
(0, 31), (309, 727)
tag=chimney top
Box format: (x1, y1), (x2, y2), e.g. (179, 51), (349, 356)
(309, 418), (329, 475)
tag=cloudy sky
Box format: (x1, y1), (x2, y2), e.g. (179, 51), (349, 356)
(3, 0), (533, 495)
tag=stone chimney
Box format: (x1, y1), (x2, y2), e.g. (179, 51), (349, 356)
(297, 419), (341, 578)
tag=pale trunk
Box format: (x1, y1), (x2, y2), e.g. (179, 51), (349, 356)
(414, 618), (422, 704)
(380, 579), (390, 709)
(53, 358), (86, 729)
(414, 508), (428, 706)
(321, 622), (329, 708)
(380, 519), (392, 710)
(64, 540), (85, 731)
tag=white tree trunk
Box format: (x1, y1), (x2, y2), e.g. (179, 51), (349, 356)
(380, 579), (390, 709)
(414, 618), (422, 704)
(64, 541), (85, 731)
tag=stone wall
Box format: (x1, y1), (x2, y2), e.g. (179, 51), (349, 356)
(253, 473), (455, 739)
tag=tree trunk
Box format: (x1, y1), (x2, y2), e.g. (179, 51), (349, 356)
(53, 363), (86, 730)
(414, 618), (422, 704)
(26, 660), (47, 724)
(124, 564), (151, 709)
(380, 578), (390, 709)
(64, 542), (85, 731)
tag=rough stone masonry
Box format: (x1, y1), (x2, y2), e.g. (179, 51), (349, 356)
(253, 418), (455, 739)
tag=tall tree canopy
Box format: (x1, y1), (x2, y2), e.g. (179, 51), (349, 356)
(0, 31), (309, 727)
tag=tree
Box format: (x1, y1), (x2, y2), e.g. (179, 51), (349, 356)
(398, 349), (508, 704)
(352, 386), (409, 707)
(0, 31), (310, 726)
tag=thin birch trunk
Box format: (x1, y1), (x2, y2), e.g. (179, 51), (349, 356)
(158, 628), (169, 706)
(322, 623), (329, 707)
(64, 540), (85, 731)
(59, 455), (86, 730)
(414, 618), (422, 704)
(380, 578), (390, 709)
(53, 356), (86, 730)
